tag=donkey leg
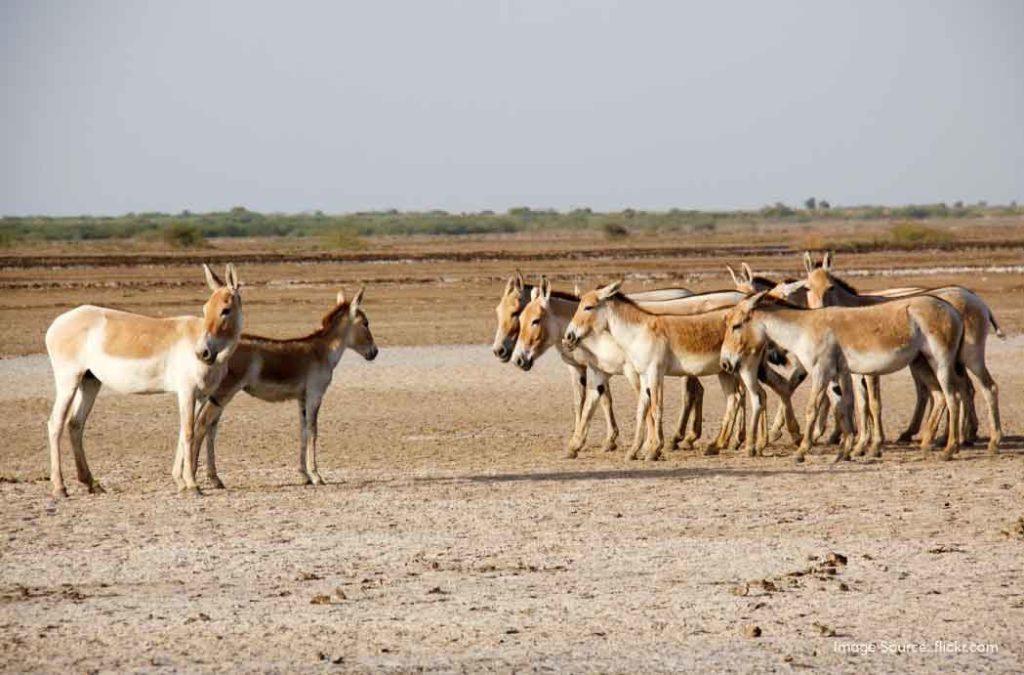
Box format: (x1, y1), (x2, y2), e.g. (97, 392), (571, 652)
(306, 395), (326, 485)
(176, 390), (201, 496)
(966, 361), (1001, 454)
(566, 369), (604, 458)
(763, 367), (803, 447)
(898, 373), (930, 443)
(626, 377), (652, 461)
(796, 374), (828, 463)
(297, 396), (313, 485)
(852, 377), (870, 457)
(866, 376), (885, 457)
(935, 365), (962, 461)
(738, 367), (766, 457)
(594, 370), (619, 453)
(67, 373), (104, 494)
(669, 376), (698, 450)
(48, 369), (83, 498)
(644, 378), (665, 461)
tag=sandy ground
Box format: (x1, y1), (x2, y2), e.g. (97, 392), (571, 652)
(2, 338), (1023, 672)
(2, 232), (1024, 672)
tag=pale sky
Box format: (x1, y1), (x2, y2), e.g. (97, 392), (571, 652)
(2, 0), (1022, 216)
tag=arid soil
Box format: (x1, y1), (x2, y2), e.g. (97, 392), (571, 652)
(1, 229), (1023, 672)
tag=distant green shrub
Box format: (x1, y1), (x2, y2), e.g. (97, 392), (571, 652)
(162, 222), (205, 248)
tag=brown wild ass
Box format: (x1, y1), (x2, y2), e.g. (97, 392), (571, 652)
(720, 291), (965, 462)
(512, 278), (754, 457)
(190, 289), (377, 487)
(44, 264), (243, 497)
(802, 251), (1002, 453)
(562, 282), (803, 460)
(493, 272), (702, 457)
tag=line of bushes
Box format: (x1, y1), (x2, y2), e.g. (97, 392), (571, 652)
(0, 202), (1019, 244)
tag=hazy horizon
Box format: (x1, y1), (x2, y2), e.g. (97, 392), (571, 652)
(3, 0), (1022, 217)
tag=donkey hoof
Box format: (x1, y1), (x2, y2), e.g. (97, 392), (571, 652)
(624, 450), (640, 462)
(563, 448), (580, 459)
(987, 439), (1000, 454)
(702, 445), (720, 457)
(209, 477), (226, 490)
(600, 442), (617, 454)
(180, 485), (203, 497)
(312, 473), (328, 485)
(644, 449), (663, 462)
(88, 481), (105, 495)
(896, 433), (914, 444)
(52, 486), (69, 499)
(794, 453), (806, 464)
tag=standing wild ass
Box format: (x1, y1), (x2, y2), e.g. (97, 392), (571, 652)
(562, 282), (803, 461)
(492, 272), (702, 457)
(191, 288), (377, 488)
(719, 291), (965, 462)
(44, 264), (243, 497)
(511, 278), (757, 457)
(802, 251), (1002, 453)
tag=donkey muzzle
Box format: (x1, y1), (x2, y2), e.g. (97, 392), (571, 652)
(198, 346), (218, 365)
(366, 346), (379, 361)
(514, 354), (533, 371)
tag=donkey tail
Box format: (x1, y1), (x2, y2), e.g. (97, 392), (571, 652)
(988, 310), (1006, 340)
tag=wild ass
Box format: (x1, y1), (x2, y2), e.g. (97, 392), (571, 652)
(802, 252), (1002, 453)
(492, 272), (702, 457)
(512, 278), (756, 457)
(191, 289), (377, 487)
(44, 264), (243, 497)
(562, 282), (803, 460)
(720, 291), (965, 462)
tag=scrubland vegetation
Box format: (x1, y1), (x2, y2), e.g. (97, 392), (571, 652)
(1, 201), (1019, 245)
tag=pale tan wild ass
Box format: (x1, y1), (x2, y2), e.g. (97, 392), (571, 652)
(562, 282), (803, 461)
(720, 291), (965, 462)
(44, 264), (243, 497)
(802, 251), (1002, 453)
(512, 278), (756, 457)
(492, 272), (705, 457)
(190, 289), (377, 488)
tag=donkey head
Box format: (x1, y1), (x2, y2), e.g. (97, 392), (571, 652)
(511, 276), (554, 371)
(563, 280), (620, 350)
(338, 288), (378, 361)
(803, 251), (836, 308)
(720, 290), (771, 374)
(199, 264), (243, 365)
(492, 270), (527, 362)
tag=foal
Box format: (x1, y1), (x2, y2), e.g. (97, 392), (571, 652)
(720, 291), (965, 462)
(191, 289), (377, 487)
(44, 264), (242, 497)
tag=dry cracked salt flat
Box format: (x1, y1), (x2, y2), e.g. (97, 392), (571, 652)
(2, 340), (1024, 673)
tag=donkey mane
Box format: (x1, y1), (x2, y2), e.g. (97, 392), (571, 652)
(751, 275), (778, 286)
(242, 302), (352, 345)
(756, 294), (807, 311)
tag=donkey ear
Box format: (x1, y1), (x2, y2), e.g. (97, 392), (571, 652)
(513, 269), (525, 290)
(530, 286), (541, 302)
(336, 289), (347, 305)
(803, 251), (814, 275)
(741, 262), (754, 283)
(822, 251), (833, 271)
(225, 263), (240, 290)
(540, 275), (552, 302)
(573, 282), (582, 297)
(349, 286), (365, 317)
(726, 265), (740, 287)
(597, 280), (622, 300)
(203, 263), (224, 291)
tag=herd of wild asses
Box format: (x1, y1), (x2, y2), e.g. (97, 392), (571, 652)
(42, 252), (1005, 498)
